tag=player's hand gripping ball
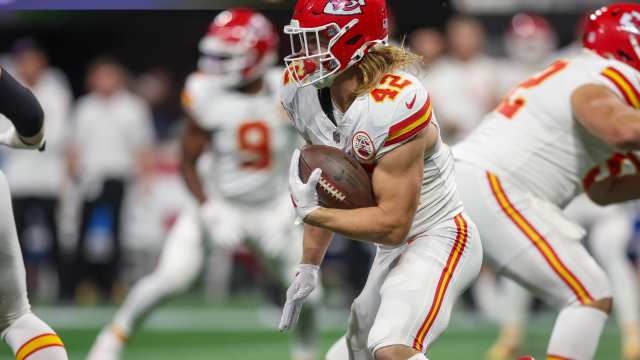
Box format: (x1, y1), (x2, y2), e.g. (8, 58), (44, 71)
(288, 145), (375, 221)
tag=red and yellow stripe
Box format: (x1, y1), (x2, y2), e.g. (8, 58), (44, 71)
(412, 214), (468, 352)
(601, 66), (640, 109)
(547, 354), (573, 360)
(487, 172), (594, 305)
(16, 333), (64, 360)
(384, 97), (433, 147)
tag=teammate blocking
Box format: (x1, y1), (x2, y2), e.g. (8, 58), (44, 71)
(279, 0), (482, 359)
(0, 68), (68, 359)
(453, 3), (640, 359)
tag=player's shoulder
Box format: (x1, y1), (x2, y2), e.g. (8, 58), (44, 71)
(363, 69), (431, 130)
(576, 52), (640, 108)
(182, 71), (227, 111)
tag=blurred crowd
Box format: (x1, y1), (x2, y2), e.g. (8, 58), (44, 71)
(0, 11), (638, 313)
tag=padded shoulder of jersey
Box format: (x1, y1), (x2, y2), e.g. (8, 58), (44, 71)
(363, 70), (433, 157)
(583, 53), (640, 109)
(181, 72), (225, 115)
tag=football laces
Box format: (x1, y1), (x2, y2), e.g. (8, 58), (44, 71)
(318, 177), (346, 202)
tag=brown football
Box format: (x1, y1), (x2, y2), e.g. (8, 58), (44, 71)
(298, 145), (375, 209)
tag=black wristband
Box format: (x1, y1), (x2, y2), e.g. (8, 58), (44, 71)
(0, 68), (44, 137)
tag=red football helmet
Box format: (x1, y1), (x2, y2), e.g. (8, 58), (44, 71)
(199, 8), (279, 86)
(284, 0), (389, 88)
(583, 3), (640, 72)
(505, 13), (557, 64)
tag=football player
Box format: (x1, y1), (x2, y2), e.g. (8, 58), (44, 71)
(453, 3), (640, 359)
(487, 193), (640, 360)
(279, 1), (482, 359)
(0, 68), (68, 359)
(87, 9), (319, 360)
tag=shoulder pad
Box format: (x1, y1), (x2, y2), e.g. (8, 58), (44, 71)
(365, 71), (433, 159)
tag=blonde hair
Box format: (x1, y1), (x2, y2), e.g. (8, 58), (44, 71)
(353, 44), (422, 97)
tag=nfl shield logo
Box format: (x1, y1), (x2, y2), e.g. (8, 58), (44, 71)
(333, 131), (341, 143)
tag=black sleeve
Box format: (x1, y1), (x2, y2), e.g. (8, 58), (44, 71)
(0, 68), (44, 137)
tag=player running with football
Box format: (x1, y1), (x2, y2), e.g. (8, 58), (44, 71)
(279, 0), (482, 359)
(87, 9), (319, 360)
(453, 3), (640, 359)
(0, 68), (68, 359)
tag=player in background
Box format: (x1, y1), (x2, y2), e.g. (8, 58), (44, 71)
(279, 0), (482, 359)
(498, 13), (558, 96)
(0, 68), (68, 359)
(87, 9), (319, 360)
(422, 16), (498, 144)
(487, 12), (640, 360)
(484, 13), (559, 359)
(453, 3), (640, 359)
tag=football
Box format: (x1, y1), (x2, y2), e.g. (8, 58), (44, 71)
(298, 145), (375, 209)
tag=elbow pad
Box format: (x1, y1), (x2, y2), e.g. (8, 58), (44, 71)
(0, 68), (44, 137)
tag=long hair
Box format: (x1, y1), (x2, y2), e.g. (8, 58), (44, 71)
(353, 44), (422, 97)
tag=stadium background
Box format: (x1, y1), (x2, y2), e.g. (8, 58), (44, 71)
(0, 0), (636, 359)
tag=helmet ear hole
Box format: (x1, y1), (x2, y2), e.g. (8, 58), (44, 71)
(618, 50), (633, 61)
(347, 35), (363, 45)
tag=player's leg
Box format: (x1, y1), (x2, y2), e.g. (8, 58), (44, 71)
(456, 163), (611, 360)
(487, 186), (611, 359)
(485, 277), (532, 360)
(343, 244), (403, 360)
(369, 214), (482, 360)
(589, 204), (640, 360)
(0, 173), (68, 359)
(87, 206), (205, 360)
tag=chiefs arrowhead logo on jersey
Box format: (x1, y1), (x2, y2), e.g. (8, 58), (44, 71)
(324, 0), (366, 15)
(620, 11), (640, 34)
(352, 131), (375, 161)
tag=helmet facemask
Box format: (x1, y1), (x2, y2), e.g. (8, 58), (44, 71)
(620, 11), (640, 68)
(284, 19), (358, 88)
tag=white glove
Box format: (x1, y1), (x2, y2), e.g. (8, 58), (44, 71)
(199, 200), (242, 249)
(279, 264), (319, 331)
(0, 126), (45, 151)
(289, 149), (322, 222)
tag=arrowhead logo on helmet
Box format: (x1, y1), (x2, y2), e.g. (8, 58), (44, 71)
(583, 3), (640, 72)
(324, 0), (366, 15)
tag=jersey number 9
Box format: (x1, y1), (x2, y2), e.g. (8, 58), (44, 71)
(238, 121), (271, 170)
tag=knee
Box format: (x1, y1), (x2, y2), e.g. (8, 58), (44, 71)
(374, 345), (418, 360)
(586, 297), (613, 314)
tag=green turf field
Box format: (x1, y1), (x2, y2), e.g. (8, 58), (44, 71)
(0, 306), (622, 359)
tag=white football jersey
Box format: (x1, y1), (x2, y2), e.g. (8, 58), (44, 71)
(454, 50), (640, 208)
(182, 69), (299, 204)
(281, 69), (462, 239)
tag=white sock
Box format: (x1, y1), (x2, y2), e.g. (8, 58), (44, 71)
(547, 305), (608, 359)
(408, 354), (428, 360)
(2, 312), (68, 359)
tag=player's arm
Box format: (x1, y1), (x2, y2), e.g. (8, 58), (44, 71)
(304, 126), (435, 246)
(301, 223), (333, 265)
(0, 67), (46, 150)
(586, 173), (640, 205)
(571, 84), (640, 150)
(179, 114), (210, 204)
